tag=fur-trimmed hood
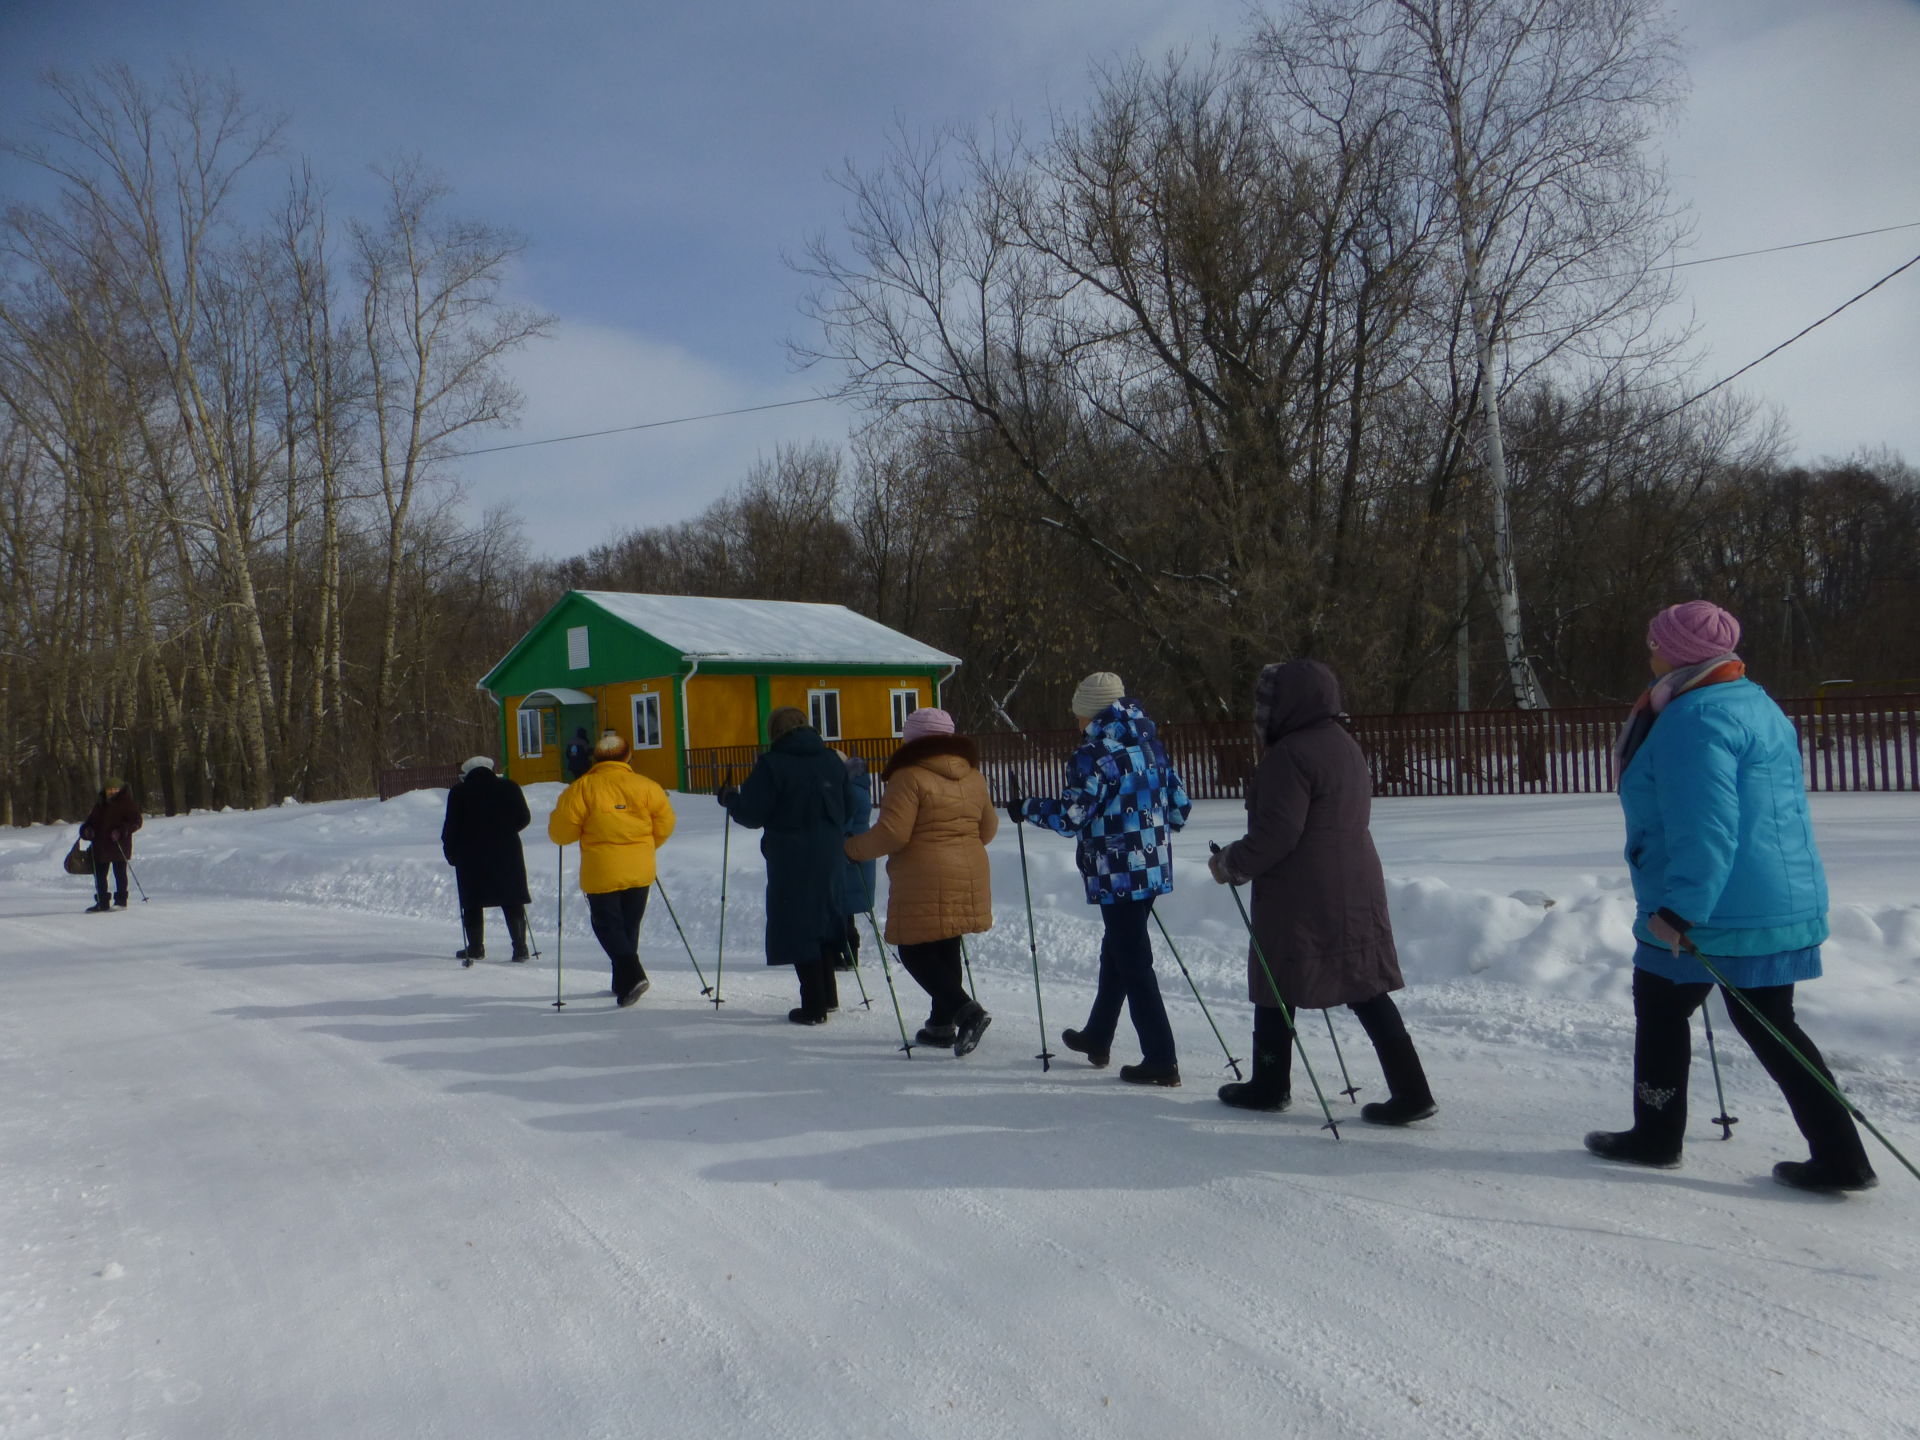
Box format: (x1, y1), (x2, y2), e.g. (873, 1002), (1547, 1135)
(882, 732), (979, 781)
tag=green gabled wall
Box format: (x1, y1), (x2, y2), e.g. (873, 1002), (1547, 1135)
(479, 592), (686, 697)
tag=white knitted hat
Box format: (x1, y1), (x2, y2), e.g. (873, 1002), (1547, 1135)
(1070, 672), (1125, 719)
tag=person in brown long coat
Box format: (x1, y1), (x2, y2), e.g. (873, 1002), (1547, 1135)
(80, 778), (142, 912)
(1208, 660), (1437, 1125)
(845, 708), (997, 1056)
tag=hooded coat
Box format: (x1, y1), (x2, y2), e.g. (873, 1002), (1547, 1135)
(1218, 660), (1404, 1011)
(441, 766), (533, 909)
(846, 734), (998, 944)
(722, 726), (855, 966)
(81, 788), (142, 864)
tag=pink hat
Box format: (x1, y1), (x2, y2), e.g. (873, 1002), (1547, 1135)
(1648, 601), (1741, 666)
(900, 708), (955, 743)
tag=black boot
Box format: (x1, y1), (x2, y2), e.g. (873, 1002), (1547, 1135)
(1773, 1158), (1878, 1193)
(85, 898), (112, 913)
(507, 907), (531, 962)
(456, 908), (485, 964)
(952, 1000), (992, 1057)
(790, 962), (830, 1024)
(1061, 1028), (1111, 1068)
(1219, 1007), (1292, 1111)
(1349, 993), (1437, 1125)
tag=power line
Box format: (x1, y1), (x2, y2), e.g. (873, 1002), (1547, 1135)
(1664, 219), (1920, 272)
(443, 393), (837, 461)
(1645, 246), (1920, 428)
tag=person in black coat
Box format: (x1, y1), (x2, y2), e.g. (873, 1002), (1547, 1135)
(442, 756), (533, 964)
(80, 778), (141, 912)
(564, 726), (594, 781)
(718, 708), (857, 1024)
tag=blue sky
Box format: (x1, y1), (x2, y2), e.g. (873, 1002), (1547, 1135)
(4, 0), (1918, 557)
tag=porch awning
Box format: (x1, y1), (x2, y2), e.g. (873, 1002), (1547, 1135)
(520, 688), (596, 708)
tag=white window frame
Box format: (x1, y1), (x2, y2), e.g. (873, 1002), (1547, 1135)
(807, 688), (842, 741)
(890, 688), (919, 737)
(631, 691), (664, 750)
(517, 707), (543, 758)
(566, 625), (590, 670)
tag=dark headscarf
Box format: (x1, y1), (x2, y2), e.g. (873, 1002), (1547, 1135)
(1252, 659), (1343, 746)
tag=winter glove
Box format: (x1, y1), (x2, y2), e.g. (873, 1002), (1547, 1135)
(716, 782), (739, 808)
(1207, 849), (1235, 886)
(1005, 775), (1025, 827)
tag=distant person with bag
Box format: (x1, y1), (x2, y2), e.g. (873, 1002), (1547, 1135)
(79, 779), (141, 913)
(441, 756), (533, 965)
(717, 707), (857, 1025)
(1586, 601), (1875, 1192)
(548, 731), (678, 1007)
(846, 708), (996, 1056)
(1208, 660), (1437, 1125)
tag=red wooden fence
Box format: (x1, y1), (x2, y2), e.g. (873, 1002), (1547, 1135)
(382, 693), (1920, 801)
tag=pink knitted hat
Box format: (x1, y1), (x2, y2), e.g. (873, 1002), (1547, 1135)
(900, 708), (955, 743)
(1647, 601), (1741, 666)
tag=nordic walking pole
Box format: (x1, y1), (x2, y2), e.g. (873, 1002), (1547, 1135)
(713, 768), (735, 1011)
(1688, 943), (1916, 1184)
(863, 910), (915, 1057)
(650, 874), (712, 996)
(126, 863), (149, 903)
(1701, 996), (1739, 1140)
(959, 934), (978, 999)
(1008, 778), (1056, 1071)
(1211, 843), (1339, 1138)
(552, 844), (566, 1011)
(1324, 1012), (1361, 1102)
(1149, 909), (1242, 1080)
(842, 934), (873, 1009)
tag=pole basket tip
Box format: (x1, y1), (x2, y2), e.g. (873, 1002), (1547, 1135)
(1341, 1084), (1362, 1101)
(1713, 1114), (1738, 1138)
(898, 1043), (915, 1058)
(1323, 1120), (1341, 1139)
(551, 1000), (566, 1010)
(1227, 1059), (1245, 1080)
(1037, 1050), (1055, 1070)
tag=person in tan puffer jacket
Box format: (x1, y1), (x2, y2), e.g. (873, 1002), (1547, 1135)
(846, 708), (997, 1056)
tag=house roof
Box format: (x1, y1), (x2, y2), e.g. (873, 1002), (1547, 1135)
(575, 592), (961, 668)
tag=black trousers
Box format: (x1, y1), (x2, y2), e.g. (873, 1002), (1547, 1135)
(897, 937), (970, 1026)
(92, 855), (128, 903)
(1630, 968), (1868, 1167)
(587, 886), (650, 995)
(1257, 992), (1432, 1105)
(462, 905), (529, 955)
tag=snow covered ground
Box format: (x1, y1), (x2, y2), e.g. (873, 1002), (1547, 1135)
(1, 790), (1915, 1439)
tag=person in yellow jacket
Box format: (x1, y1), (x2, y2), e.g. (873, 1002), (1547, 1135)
(547, 731), (677, 1007)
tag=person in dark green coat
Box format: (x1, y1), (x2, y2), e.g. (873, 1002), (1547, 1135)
(718, 707), (858, 1025)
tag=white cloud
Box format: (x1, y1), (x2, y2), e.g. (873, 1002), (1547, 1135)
(451, 319), (850, 558)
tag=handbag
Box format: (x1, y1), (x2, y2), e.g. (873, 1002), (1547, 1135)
(63, 840), (94, 876)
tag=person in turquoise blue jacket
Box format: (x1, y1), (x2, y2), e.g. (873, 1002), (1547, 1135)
(1585, 601), (1875, 1192)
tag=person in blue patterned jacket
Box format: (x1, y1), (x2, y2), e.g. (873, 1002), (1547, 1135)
(1009, 672), (1192, 1086)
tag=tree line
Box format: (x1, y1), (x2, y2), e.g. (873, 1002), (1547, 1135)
(7, 7), (1920, 826)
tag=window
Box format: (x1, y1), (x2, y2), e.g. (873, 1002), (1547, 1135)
(517, 707), (543, 758)
(566, 625), (590, 670)
(890, 688), (919, 737)
(807, 688), (841, 741)
(631, 692), (663, 749)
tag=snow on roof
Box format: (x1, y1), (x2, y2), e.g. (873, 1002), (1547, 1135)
(576, 592), (961, 668)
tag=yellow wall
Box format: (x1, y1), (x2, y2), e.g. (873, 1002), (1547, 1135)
(687, 674), (760, 749)
(502, 694), (565, 785)
(599, 677), (681, 790)
(766, 675), (927, 740)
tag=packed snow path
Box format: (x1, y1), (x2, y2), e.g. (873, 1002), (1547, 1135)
(2, 796), (1917, 1438)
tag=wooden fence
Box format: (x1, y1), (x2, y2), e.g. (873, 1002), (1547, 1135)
(381, 692), (1920, 801)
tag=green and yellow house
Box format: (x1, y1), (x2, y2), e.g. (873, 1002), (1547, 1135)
(479, 591), (962, 792)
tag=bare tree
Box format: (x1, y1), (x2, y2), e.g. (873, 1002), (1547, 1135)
(351, 159), (550, 770)
(1256, 0), (1688, 707)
